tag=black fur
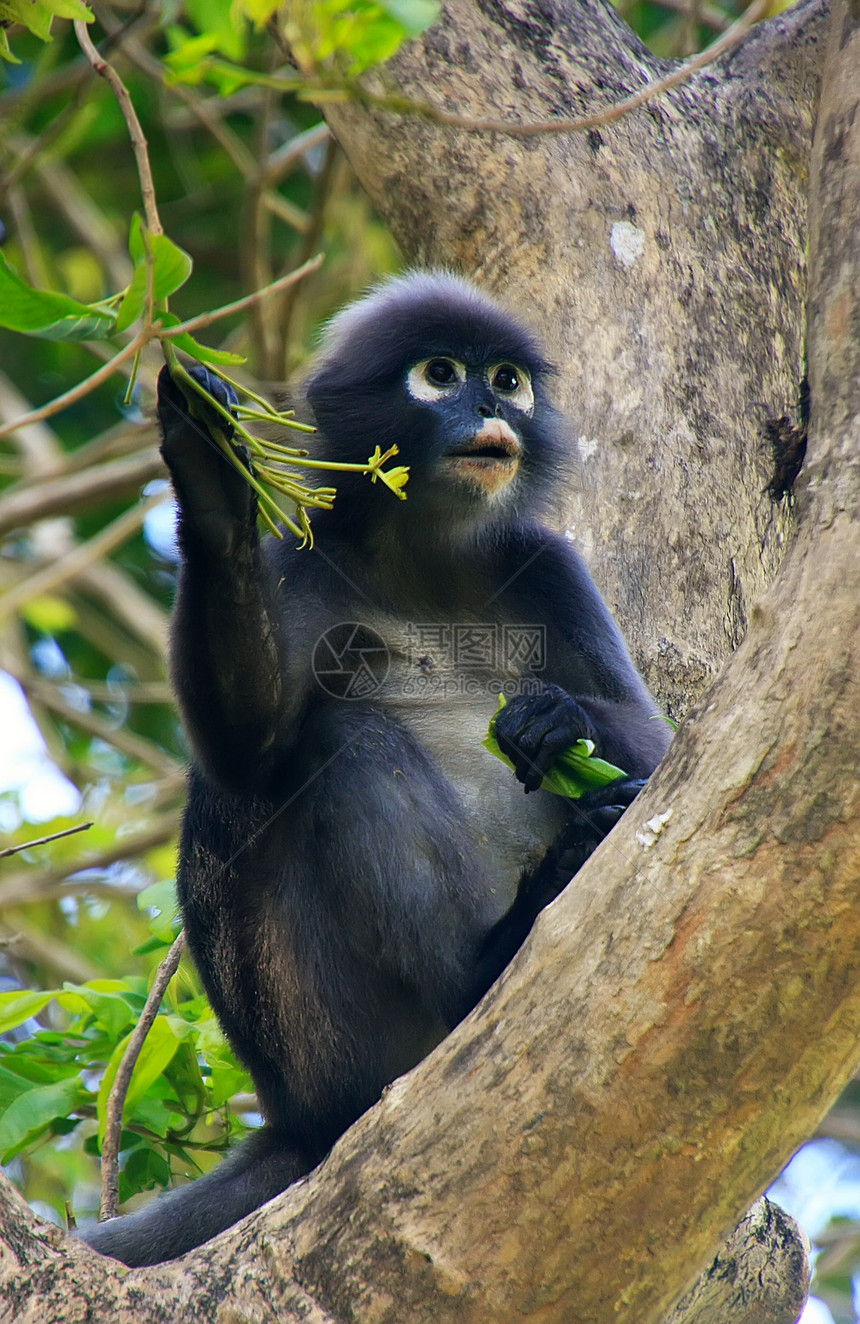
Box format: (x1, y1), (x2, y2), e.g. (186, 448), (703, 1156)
(79, 272), (670, 1265)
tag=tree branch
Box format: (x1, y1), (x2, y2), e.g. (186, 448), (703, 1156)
(347, 0), (768, 137)
(0, 448), (163, 538)
(75, 21), (162, 237)
(99, 932), (186, 1220)
(0, 823), (93, 859)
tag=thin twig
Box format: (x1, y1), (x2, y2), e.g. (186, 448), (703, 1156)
(100, 931), (186, 1220)
(257, 121), (331, 189)
(0, 490), (168, 623)
(16, 672), (181, 777)
(0, 812), (184, 911)
(279, 141), (338, 367)
(0, 330), (150, 441)
(74, 21), (162, 236)
(349, 0), (768, 138)
(0, 823), (94, 859)
(161, 253), (325, 338)
(90, 9), (258, 180)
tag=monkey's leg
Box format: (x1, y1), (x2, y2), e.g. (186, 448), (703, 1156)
(465, 778), (646, 1012)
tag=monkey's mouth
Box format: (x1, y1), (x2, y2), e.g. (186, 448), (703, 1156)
(446, 421), (522, 490)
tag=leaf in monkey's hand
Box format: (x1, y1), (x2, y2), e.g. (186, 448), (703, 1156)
(483, 694), (627, 798)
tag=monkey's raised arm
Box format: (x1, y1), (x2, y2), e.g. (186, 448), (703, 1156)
(158, 367), (300, 793)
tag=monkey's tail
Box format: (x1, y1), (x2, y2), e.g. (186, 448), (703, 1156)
(77, 1127), (312, 1266)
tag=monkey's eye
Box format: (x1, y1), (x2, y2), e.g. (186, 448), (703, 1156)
(492, 365), (520, 393)
(489, 363), (534, 413)
(426, 359), (459, 386)
(407, 358), (466, 403)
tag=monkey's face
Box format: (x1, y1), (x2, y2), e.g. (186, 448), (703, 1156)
(405, 356), (534, 501)
(304, 272), (569, 532)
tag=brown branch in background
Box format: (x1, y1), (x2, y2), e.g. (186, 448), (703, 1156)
(76, 561), (169, 662)
(355, 0), (768, 138)
(0, 329), (151, 442)
(244, 65), (278, 375)
(258, 121), (331, 190)
(0, 448), (162, 535)
(5, 184), (49, 287)
(279, 140), (339, 372)
(0, 915), (100, 983)
(74, 21), (163, 237)
(0, 490), (168, 623)
(0, 373), (63, 476)
(100, 931), (186, 1221)
(161, 253), (325, 338)
(14, 672), (181, 777)
(0, 823), (93, 859)
(0, 810), (183, 911)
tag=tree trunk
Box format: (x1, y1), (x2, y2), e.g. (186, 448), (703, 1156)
(323, 0), (827, 717)
(4, 0), (857, 1320)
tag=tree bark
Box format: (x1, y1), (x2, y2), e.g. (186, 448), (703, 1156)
(323, 0), (828, 717)
(4, 0), (858, 1320)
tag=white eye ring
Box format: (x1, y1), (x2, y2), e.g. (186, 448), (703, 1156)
(407, 358), (467, 402)
(488, 363), (534, 414)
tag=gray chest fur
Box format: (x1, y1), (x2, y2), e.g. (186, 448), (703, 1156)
(365, 613), (570, 915)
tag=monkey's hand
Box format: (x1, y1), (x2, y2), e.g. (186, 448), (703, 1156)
(158, 364), (255, 554)
(522, 777), (646, 912)
(493, 683), (598, 793)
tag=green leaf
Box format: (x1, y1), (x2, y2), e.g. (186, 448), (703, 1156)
(166, 330), (247, 365)
(184, 0), (247, 60)
(120, 1145), (171, 1201)
(129, 1093), (176, 1139)
(97, 1016), (181, 1145)
(138, 877), (180, 943)
(116, 217), (193, 332)
(0, 252), (116, 340)
(0, 1077), (85, 1162)
(483, 694), (627, 799)
(0, 0), (93, 47)
(157, 312), (246, 364)
(380, 0), (439, 36)
(0, 25), (20, 62)
(62, 982), (143, 1040)
(0, 990), (55, 1036)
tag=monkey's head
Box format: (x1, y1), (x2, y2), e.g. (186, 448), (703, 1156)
(303, 271), (569, 536)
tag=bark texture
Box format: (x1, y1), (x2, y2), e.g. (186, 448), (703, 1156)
(323, 0), (828, 716)
(4, 0), (858, 1320)
(0, 1177), (808, 1324)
